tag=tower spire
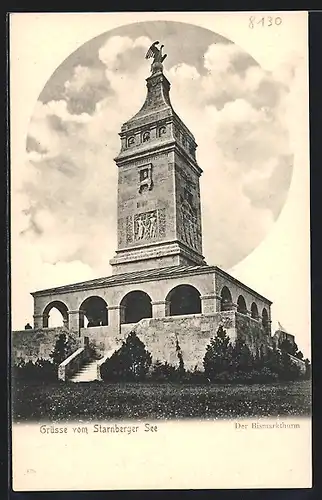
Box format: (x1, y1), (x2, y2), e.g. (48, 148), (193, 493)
(110, 43), (206, 275)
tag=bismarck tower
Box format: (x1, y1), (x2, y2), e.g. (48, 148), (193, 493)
(28, 41), (274, 377)
(110, 42), (206, 274)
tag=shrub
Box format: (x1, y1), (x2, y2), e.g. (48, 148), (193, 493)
(183, 366), (207, 384)
(149, 360), (182, 382)
(100, 331), (152, 382)
(13, 358), (57, 382)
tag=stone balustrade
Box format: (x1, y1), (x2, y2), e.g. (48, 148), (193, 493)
(58, 347), (90, 381)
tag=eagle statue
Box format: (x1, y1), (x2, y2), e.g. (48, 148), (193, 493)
(145, 41), (167, 73)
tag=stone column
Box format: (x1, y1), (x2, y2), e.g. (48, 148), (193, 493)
(68, 310), (82, 334)
(42, 314), (49, 328)
(214, 294), (222, 312)
(200, 294), (216, 314)
(33, 314), (43, 330)
(78, 309), (85, 329)
(108, 305), (123, 335)
(151, 300), (166, 318)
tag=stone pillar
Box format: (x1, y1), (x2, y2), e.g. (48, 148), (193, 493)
(42, 314), (49, 328)
(68, 310), (82, 334)
(108, 305), (123, 335)
(266, 320), (272, 335)
(214, 294), (222, 312)
(151, 300), (166, 318)
(200, 294), (216, 314)
(78, 309), (85, 329)
(33, 314), (43, 330)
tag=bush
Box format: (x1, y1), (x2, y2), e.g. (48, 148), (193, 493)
(13, 358), (57, 382)
(149, 360), (182, 382)
(183, 367), (207, 384)
(100, 331), (152, 382)
(50, 333), (78, 366)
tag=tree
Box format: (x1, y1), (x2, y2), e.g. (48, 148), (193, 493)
(203, 326), (233, 380)
(50, 333), (75, 366)
(231, 339), (254, 373)
(100, 331), (152, 382)
(175, 337), (185, 378)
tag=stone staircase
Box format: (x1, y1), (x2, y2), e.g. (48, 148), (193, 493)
(70, 360), (100, 382)
(69, 353), (109, 382)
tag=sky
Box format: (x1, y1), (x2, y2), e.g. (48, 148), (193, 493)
(11, 20), (309, 356)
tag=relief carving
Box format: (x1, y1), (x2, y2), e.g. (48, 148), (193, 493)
(180, 190), (200, 252)
(133, 209), (166, 242)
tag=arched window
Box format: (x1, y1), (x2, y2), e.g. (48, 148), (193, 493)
(262, 308), (269, 332)
(42, 301), (69, 328)
(142, 131), (150, 142)
(158, 126), (166, 136)
(79, 296), (108, 328)
(220, 286), (233, 311)
(127, 136), (135, 146)
(251, 302), (259, 319)
(237, 295), (247, 314)
(120, 290), (152, 324)
(165, 284), (201, 317)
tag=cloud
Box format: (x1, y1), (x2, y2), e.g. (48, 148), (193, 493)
(12, 34), (297, 329)
(64, 65), (111, 114)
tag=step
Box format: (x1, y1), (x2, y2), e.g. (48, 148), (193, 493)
(68, 352), (113, 383)
(70, 360), (99, 382)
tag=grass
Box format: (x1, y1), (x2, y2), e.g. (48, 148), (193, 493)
(12, 379), (311, 422)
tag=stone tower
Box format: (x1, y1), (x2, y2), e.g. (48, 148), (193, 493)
(110, 62), (206, 274)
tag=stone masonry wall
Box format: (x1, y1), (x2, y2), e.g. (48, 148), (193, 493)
(235, 313), (271, 356)
(11, 328), (81, 364)
(89, 312), (237, 371)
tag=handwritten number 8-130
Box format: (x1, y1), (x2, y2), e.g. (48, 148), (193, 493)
(249, 16), (282, 28)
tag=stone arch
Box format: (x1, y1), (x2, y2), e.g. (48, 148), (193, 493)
(79, 296), (108, 328)
(251, 302), (259, 319)
(220, 286), (233, 311)
(262, 307), (269, 331)
(237, 295), (247, 314)
(120, 290), (152, 324)
(127, 136), (135, 146)
(158, 126), (166, 136)
(142, 131), (150, 142)
(42, 300), (69, 328)
(165, 284), (201, 317)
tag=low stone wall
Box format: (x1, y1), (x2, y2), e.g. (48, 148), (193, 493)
(288, 353), (306, 374)
(11, 328), (81, 364)
(13, 312), (271, 371)
(130, 312), (237, 371)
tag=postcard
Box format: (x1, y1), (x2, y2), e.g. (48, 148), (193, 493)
(10, 11), (311, 490)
